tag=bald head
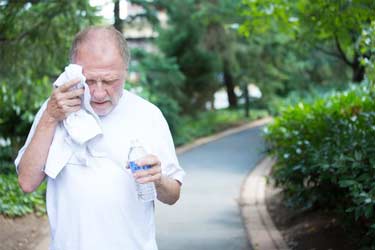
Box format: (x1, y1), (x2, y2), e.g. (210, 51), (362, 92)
(70, 26), (130, 69)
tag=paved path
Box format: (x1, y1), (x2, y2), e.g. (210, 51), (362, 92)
(155, 125), (266, 250)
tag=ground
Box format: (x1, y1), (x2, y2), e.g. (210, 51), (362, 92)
(266, 182), (358, 250)
(0, 214), (48, 250)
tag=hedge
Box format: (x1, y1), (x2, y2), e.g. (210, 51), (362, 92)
(264, 82), (375, 248)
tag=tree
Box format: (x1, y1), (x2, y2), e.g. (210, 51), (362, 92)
(113, 0), (161, 33)
(240, 0), (375, 83)
(112, 0), (186, 131)
(156, 0), (221, 114)
(197, 0), (244, 108)
(0, 0), (99, 84)
(129, 49), (185, 134)
(114, 0), (123, 32)
(0, 0), (99, 162)
(360, 20), (375, 92)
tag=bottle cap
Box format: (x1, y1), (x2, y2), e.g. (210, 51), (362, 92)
(130, 139), (141, 147)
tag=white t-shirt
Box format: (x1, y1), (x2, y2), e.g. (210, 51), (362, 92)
(15, 90), (185, 250)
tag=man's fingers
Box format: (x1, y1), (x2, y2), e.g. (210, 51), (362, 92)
(134, 166), (161, 178)
(47, 78), (82, 122)
(65, 105), (81, 115)
(64, 88), (84, 99)
(136, 173), (162, 184)
(135, 155), (160, 167)
(59, 78), (81, 92)
(55, 95), (81, 109)
(64, 97), (81, 107)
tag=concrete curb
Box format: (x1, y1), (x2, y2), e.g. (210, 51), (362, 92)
(176, 116), (273, 155)
(240, 157), (290, 250)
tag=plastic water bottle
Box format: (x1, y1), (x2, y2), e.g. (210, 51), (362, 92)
(128, 140), (156, 202)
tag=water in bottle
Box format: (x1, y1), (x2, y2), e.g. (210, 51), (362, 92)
(128, 139), (156, 202)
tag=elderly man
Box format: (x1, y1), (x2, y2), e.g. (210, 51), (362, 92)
(15, 26), (185, 250)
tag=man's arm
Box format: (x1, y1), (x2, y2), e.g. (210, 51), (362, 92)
(133, 155), (181, 205)
(18, 112), (57, 192)
(155, 176), (181, 205)
(18, 79), (83, 193)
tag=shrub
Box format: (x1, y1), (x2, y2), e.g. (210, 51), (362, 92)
(267, 82), (350, 116)
(264, 82), (375, 247)
(0, 174), (46, 217)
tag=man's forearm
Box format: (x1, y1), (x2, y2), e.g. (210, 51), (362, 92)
(155, 176), (181, 205)
(18, 111), (58, 193)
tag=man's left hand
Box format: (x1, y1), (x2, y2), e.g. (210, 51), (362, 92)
(130, 154), (162, 186)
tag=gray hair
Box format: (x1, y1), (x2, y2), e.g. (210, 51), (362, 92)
(69, 26), (130, 69)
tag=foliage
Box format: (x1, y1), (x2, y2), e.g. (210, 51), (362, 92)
(0, 1), (100, 173)
(267, 82), (351, 116)
(233, 1), (353, 110)
(129, 48), (185, 135)
(156, 0), (221, 114)
(0, 78), (50, 165)
(264, 82), (375, 247)
(195, 0), (245, 108)
(0, 0), (99, 84)
(240, 0), (375, 82)
(361, 20), (375, 85)
(0, 174), (46, 217)
(0, 145), (15, 175)
(238, 32), (349, 106)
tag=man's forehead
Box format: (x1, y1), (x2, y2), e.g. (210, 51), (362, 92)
(84, 70), (123, 79)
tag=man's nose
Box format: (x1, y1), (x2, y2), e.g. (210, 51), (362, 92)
(91, 81), (107, 101)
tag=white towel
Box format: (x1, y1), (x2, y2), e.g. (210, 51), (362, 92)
(44, 64), (102, 178)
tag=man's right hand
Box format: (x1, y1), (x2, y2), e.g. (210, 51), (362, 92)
(46, 78), (84, 122)
(18, 78), (83, 193)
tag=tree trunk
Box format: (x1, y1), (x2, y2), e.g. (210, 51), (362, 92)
(209, 94), (215, 110)
(333, 35), (365, 83)
(352, 52), (365, 82)
(243, 85), (250, 118)
(223, 60), (237, 108)
(114, 0), (123, 33)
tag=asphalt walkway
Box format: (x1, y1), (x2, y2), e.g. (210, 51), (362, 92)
(155, 123), (266, 250)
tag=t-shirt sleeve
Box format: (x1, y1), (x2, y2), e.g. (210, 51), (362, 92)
(14, 100), (49, 174)
(152, 109), (185, 185)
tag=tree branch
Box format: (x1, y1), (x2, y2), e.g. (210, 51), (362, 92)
(334, 34), (353, 66)
(315, 45), (344, 60)
(0, 6), (64, 45)
(314, 40), (353, 67)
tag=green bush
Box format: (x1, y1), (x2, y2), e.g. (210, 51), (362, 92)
(0, 78), (50, 175)
(0, 174), (46, 217)
(0, 77), (49, 216)
(264, 82), (375, 247)
(267, 82), (350, 116)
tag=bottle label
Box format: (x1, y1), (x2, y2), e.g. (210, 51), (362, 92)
(129, 161), (152, 173)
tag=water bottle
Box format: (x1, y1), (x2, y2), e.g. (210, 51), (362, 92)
(128, 139), (157, 202)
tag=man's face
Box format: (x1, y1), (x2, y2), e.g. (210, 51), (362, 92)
(74, 39), (126, 116)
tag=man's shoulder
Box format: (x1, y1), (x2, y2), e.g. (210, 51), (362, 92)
(123, 90), (162, 116)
